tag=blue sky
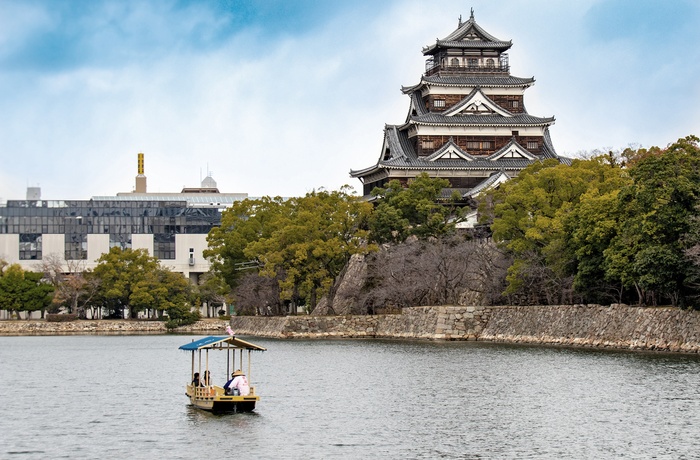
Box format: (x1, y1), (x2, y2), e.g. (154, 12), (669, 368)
(1, 0), (699, 200)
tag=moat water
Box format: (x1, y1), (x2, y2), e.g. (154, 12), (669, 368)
(1, 335), (699, 459)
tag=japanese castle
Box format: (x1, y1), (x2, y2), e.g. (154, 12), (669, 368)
(350, 10), (569, 199)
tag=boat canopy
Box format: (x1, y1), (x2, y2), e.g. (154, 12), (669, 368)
(179, 336), (267, 352)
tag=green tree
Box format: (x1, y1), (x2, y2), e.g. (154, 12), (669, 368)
(604, 136), (700, 307)
(205, 196), (288, 291)
(483, 157), (628, 304)
(0, 264), (54, 319)
(91, 247), (167, 318)
(206, 188), (375, 312)
(369, 173), (457, 243)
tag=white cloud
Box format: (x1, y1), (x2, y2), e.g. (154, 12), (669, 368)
(1, 0), (699, 202)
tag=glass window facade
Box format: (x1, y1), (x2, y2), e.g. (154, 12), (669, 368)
(19, 233), (42, 260)
(110, 234), (132, 250)
(0, 199), (221, 260)
(65, 233), (87, 260)
(154, 233), (176, 260)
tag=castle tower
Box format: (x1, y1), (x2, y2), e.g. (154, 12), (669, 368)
(351, 11), (568, 197)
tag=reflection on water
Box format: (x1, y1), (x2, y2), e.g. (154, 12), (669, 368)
(0, 335), (699, 459)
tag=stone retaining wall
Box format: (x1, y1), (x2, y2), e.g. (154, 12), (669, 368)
(3, 306), (700, 354)
(480, 304), (700, 353)
(230, 304), (700, 353)
(0, 320), (230, 336)
(231, 306), (491, 340)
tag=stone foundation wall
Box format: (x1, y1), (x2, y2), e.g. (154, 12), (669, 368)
(230, 304), (700, 353)
(0, 320), (230, 336)
(480, 304), (700, 353)
(231, 306), (492, 340)
(3, 306), (700, 354)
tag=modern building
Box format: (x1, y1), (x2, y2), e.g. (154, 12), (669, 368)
(350, 10), (569, 198)
(0, 154), (247, 285)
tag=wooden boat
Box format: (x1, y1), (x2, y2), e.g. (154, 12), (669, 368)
(179, 335), (267, 412)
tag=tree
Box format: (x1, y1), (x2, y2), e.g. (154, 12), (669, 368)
(91, 247), (170, 318)
(604, 136), (700, 307)
(40, 255), (99, 318)
(0, 264), (54, 319)
(198, 272), (233, 316)
(482, 157), (629, 304)
(206, 188), (375, 313)
(369, 173), (458, 243)
(362, 236), (510, 310)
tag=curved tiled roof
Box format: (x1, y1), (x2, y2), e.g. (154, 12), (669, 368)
(401, 75), (535, 94)
(426, 40), (512, 51)
(407, 113), (555, 127)
(422, 12), (513, 55)
(464, 171), (511, 198)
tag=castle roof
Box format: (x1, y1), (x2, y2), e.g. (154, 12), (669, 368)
(401, 75), (535, 94)
(405, 112), (555, 128)
(350, 126), (559, 178)
(422, 10), (512, 55)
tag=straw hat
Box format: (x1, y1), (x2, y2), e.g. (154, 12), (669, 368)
(231, 369), (244, 377)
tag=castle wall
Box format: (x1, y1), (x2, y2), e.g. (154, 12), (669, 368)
(228, 305), (700, 353)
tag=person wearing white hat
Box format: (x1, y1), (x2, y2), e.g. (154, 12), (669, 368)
(224, 369), (250, 396)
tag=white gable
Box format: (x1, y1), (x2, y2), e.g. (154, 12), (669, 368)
(429, 145), (473, 161)
(444, 89), (513, 117)
(488, 143), (537, 160)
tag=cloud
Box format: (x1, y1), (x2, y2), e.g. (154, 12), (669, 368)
(1, 0), (699, 202)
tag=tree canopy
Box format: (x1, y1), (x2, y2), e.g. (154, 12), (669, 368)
(483, 135), (700, 308)
(205, 187), (375, 311)
(369, 173), (459, 243)
(90, 247), (198, 319)
(0, 262), (54, 318)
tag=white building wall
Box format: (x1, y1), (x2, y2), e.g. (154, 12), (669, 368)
(0, 234), (18, 263)
(132, 234), (153, 253)
(43, 234), (65, 258)
(161, 234), (210, 279)
(88, 234), (110, 263)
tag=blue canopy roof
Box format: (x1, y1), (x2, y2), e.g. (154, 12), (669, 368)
(179, 335), (267, 351)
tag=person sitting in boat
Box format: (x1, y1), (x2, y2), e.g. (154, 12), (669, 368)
(201, 370), (211, 387)
(192, 372), (201, 387)
(224, 369), (250, 396)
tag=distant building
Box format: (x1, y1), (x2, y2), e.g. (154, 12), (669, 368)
(0, 154), (247, 285)
(351, 10), (569, 198)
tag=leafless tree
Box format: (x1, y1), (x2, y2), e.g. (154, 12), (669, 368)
(362, 235), (512, 310)
(40, 254), (99, 318)
(233, 272), (284, 316)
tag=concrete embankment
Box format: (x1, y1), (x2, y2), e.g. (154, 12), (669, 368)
(230, 304), (700, 353)
(0, 319), (230, 336)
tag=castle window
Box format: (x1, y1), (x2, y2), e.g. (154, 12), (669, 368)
(527, 141), (539, 150)
(512, 100), (519, 108)
(433, 99), (445, 108)
(467, 141), (491, 149)
(450, 58), (459, 66)
(468, 58), (478, 68)
(486, 59), (495, 68)
(422, 139), (434, 149)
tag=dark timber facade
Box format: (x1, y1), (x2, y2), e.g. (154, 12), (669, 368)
(350, 10), (568, 198)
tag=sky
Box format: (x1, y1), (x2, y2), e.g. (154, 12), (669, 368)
(1, 0), (699, 201)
